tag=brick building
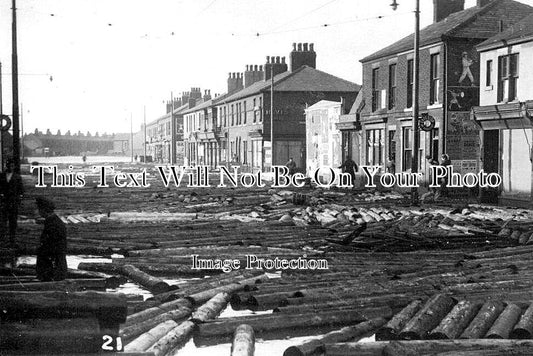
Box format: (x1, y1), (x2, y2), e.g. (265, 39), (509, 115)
(353, 0), (533, 183)
(146, 89), (201, 163)
(472, 13), (533, 206)
(202, 43), (359, 172)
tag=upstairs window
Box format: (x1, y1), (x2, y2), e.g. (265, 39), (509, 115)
(388, 64), (397, 110)
(486, 59), (493, 87)
(407, 59), (414, 108)
(430, 53), (440, 105)
(372, 68), (380, 112)
(498, 54), (519, 102)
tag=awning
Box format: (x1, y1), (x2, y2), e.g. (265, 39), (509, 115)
(471, 101), (533, 130)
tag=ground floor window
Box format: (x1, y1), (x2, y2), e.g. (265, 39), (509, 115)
(402, 127), (412, 171)
(366, 129), (384, 166)
(252, 140), (262, 168)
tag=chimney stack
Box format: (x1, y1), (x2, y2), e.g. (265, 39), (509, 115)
(203, 89), (212, 101)
(244, 64), (265, 88)
(290, 42), (317, 71)
(227, 72), (244, 93)
(265, 55), (288, 81)
(433, 0), (464, 23)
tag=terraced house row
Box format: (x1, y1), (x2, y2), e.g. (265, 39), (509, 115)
(145, 43), (359, 171)
(338, 0), (533, 206)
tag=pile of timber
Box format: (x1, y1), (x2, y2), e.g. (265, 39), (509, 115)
(121, 272), (269, 356)
(376, 294), (533, 341)
(0, 290), (127, 354)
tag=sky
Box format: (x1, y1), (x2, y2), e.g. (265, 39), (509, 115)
(1, 0), (532, 135)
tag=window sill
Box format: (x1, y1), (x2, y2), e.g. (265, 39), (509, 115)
(404, 107), (413, 112)
(484, 85), (493, 91)
(427, 103), (442, 110)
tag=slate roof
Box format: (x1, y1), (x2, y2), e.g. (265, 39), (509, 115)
(360, 0), (533, 63)
(218, 65), (359, 103)
(477, 12), (533, 50)
(182, 92), (231, 115)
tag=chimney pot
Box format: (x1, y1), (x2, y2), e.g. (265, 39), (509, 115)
(246, 65), (249, 71)
(276, 56), (280, 64)
(293, 43), (297, 51)
(266, 56), (270, 63)
(303, 43), (308, 51)
(298, 43), (302, 51)
(259, 65), (263, 71)
(310, 43), (314, 51)
(254, 65), (258, 71)
(282, 57), (286, 64)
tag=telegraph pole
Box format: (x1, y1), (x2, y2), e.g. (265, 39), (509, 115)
(130, 113), (133, 162)
(143, 105), (147, 163)
(270, 65), (274, 167)
(170, 92), (176, 164)
(12, 0), (21, 172)
(391, 0), (420, 205)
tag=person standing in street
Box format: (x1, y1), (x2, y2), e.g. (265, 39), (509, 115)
(286, 157), (297, 175)
(440, 154), (452, 198)
(0, 158), (24, 247)
(339, 156), (358, 188)
(35, 197), (67, 282)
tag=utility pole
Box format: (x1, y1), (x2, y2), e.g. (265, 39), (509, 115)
(391, 0), (420, 205)
(143, 105), (147, 163)
(0, 62), (3, 169)
(270, 65), (274, 167)
(20, 103), (23, 161)
(170, 92), (176, 165)
(12, 0), (21, 172)
(130, 113), (133, 163)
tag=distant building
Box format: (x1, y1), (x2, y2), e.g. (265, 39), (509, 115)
(356, 0), (533, 184)
(22, 131), (115, 156)
(472, 13), (533, 206)
(305, 100), (343, 179)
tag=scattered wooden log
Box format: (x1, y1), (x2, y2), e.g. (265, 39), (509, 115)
(375, 300), (423, 341)
(124, 298), (192, 328)
(231, 324), (255, 356)
(429, 300), (481, 339)
(190, 292), (230, 323)
(197, 308), (384, 340)
(398, 294), (456, 340)
(146, 320), (196, 356)
(121, 304), (192, 343)
(0, 290), (128, 323)
(323, 340), (533, 356)
(485, 303), (523, 339)
(124, 320), (177, 352)
(510, 302), (533, 339)
(0, 317), (105, 354)
(121, 264), (172, 294)
(283, 317), (387, 356)
(0, 278), (107, 292)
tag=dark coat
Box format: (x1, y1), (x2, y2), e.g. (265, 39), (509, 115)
(0, 171), (24, 208)
(36, 213), (67, 281)
(340, 159), (358, 174)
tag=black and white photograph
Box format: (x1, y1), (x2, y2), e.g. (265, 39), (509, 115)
(1, 0), (533, 355)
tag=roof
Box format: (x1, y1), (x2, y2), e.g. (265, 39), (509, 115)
(477, 13), (533, 50)
(218, 65), (359, 103)
(181, 92), (231, 115)
(360, 0), (533, 63)
(306, 100), (341, 111)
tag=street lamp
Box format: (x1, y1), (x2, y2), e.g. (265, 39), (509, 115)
(392, 0), (420, 205)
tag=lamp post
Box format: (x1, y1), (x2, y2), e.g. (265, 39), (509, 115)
(391, 0), (420, 205)
(11, 0), (21, 172)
